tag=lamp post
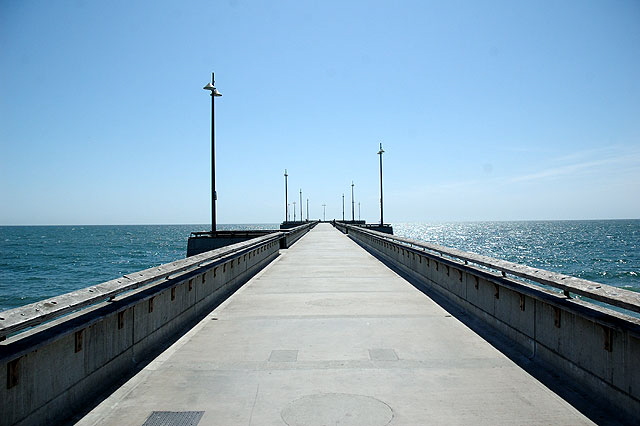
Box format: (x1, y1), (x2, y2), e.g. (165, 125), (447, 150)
(284, 169), (288, 222)
(203, 73), (222, 232)
(299, 189), (303, 222)
(342, 194), (345, 221)
(322, 204), (326, 221)
(358, 202), (361, 221)
(378, 143), (385, 226)
(351, 181), (355, 222)
(306, 198), (309, 221)
(293, 201), (296, 221)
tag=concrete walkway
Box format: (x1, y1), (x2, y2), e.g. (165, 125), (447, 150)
(78, 224), (592, 425)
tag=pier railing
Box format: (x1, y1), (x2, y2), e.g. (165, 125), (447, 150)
(335, 222), (640, 420)
(0, 225), (314, 426)
(336, 223), (640, 314)
(281, 221), (318, 248)
(0, 234), (278, 341)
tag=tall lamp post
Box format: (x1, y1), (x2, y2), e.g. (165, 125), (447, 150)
(306, 198), (309, 221)
(378, 143), (385, 225)
(322, 204), (326, 221)
(342, 194), (345, 221)
(351, 181), (355, 222)
(203, 73), (222, 232)
(284, 169), (288, 222)
(299, 189), (303, 222)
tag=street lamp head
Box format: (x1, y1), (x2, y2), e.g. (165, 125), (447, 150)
(203, 83), (222, 97)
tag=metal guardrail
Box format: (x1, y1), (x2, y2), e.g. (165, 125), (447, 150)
(337, 223), (640, 315)
(0, 232), (283, 339)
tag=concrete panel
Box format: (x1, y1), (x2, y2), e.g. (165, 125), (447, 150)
(85, 308), (134, 373)
(494, 286), (534, 339)
(473, 276), (498, 317)
(2, 333), (85, 425)
(628, 335), (640, 400)
(535, 301), (566, 354)
(443, 265), (466, 299)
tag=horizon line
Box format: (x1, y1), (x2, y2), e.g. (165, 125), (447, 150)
(1, 218), (639, 227)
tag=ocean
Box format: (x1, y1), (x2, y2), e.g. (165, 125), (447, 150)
(394, 220), (639, 291)
(0, 220), (638, 313)
(0, 224), (278, 312)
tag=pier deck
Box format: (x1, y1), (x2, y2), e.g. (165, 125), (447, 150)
(78, 223), (592, 425)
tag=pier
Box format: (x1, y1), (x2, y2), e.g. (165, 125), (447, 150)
(2, 223), (639, 425)
(77, 223), (594, 425)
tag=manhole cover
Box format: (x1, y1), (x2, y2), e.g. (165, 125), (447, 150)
(281, 393), (393, 426)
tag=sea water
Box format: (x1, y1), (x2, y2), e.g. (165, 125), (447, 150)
(0, 220), (638, 312)
(0, 224), (278, 312)
(394, 220), (639, 291)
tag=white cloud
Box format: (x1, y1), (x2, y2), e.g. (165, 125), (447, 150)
(509, 146), (640, 183)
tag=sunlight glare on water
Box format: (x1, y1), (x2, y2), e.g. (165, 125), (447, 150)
(393, 220), (640, 292)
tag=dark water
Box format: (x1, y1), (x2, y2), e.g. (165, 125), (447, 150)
(0, 224), (278, 312)
(0, 221), (638, 312)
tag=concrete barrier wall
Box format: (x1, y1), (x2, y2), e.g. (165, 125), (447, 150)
(335, 222), (640, 420)
(281, 221), (318, 248)
(0, 233), (283, 426)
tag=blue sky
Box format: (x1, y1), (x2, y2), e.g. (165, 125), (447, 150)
(1, 0), (639, 225)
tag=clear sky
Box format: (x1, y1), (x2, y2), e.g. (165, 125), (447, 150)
(1, 0), (639, 225)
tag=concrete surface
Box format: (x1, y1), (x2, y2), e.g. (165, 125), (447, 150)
(77, 224), (593, 425)
(339, 222), (640, 421)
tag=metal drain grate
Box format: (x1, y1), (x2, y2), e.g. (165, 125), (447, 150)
(142, 411), (204, 426)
